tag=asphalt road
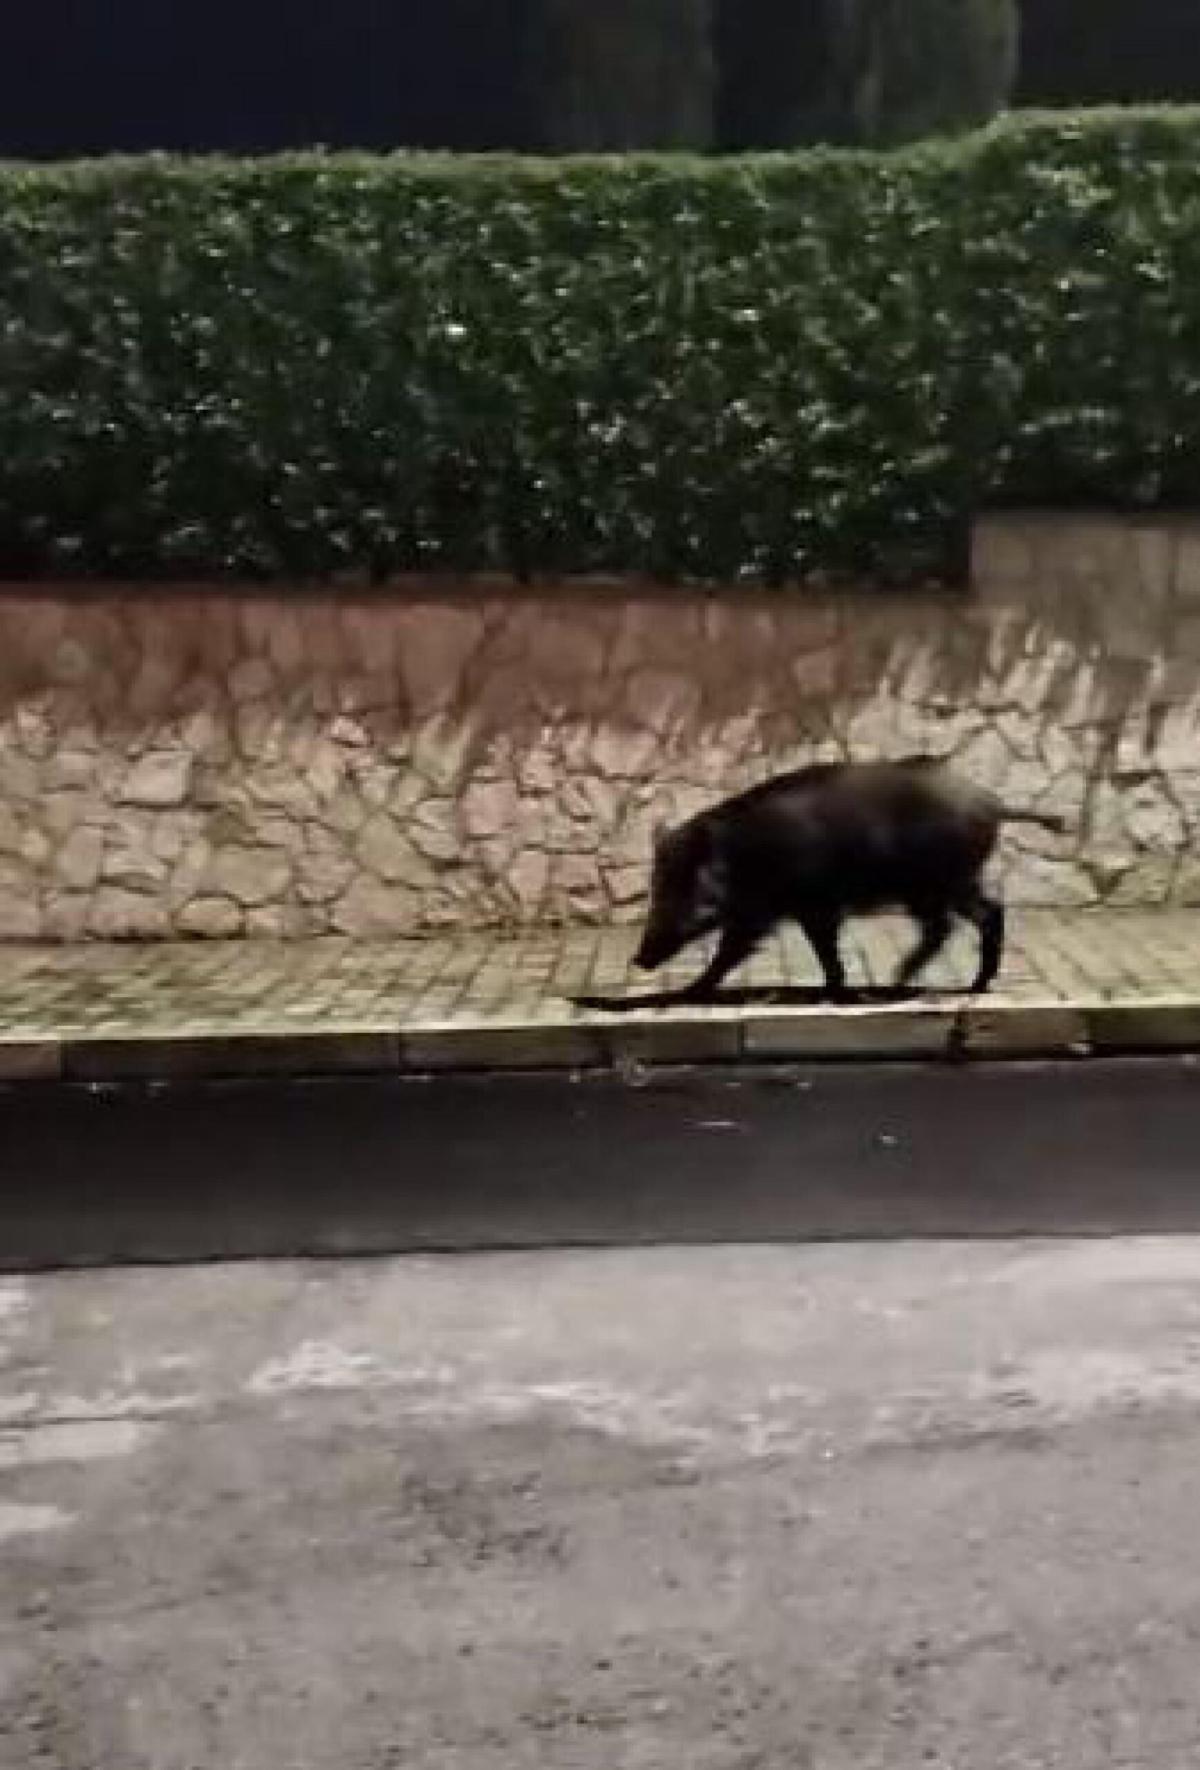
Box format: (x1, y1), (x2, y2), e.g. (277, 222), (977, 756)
(4, 1239), (1200, 1768)
(4, 1059), (1200, 1267)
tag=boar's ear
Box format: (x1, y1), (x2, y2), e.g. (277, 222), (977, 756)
(652, 818), (670, 851)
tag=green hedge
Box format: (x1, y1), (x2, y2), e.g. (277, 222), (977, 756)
(2, 111), (1200, 585)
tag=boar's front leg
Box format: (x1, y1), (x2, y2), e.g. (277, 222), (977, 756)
(797, 909), (852, 1001)
(680, 920), (767, 1002)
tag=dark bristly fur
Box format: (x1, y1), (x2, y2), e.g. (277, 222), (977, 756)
(633, 757), (1067, 1001)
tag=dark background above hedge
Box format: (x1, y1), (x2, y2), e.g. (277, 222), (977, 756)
(1, 1), (1195, 159)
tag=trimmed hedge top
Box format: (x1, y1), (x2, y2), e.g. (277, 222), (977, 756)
(2, 110), (1200, 585)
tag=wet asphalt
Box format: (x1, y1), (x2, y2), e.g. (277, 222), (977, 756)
(6, 1239), (1200, 1768)
(4, 1057), (1200, 1269)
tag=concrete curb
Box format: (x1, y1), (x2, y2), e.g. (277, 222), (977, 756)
(6, 995), (1200, 1084)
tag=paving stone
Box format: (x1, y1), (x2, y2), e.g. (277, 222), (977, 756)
(3, 909), (1200, 1076)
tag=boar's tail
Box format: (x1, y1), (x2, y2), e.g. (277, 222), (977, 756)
(998, 806), (1069, 836)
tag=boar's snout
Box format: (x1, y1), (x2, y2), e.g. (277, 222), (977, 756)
(635, 816), (724, 970)
(633, 921), (677, 972)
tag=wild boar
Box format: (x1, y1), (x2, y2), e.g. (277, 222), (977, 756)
(633, 757), (1065, 1001)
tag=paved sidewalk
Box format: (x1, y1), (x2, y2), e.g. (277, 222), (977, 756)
(4, 909), (1200, 1082)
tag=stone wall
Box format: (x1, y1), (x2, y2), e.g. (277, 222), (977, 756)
(2, 512), (1200, 940)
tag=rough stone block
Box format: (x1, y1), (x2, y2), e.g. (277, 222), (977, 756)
(119, 751), (193, 809)
(88, 886), (171, 939)
(295, 852), (357, 906)
(330, 877), (408, 936)
(507, 850), (550, 913)
(202, 847), (292, 908)
(460, 779), (523, 842)
(356, 815), (435, 887)
(40, 892), (91, 940)
(408, 804), (460, 863)
(44, 749), (99, 793)
(178, 896), (245, 938)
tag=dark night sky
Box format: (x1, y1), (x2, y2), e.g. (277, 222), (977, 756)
(0, 2), (1197, 160)
(1018, 0), (1199, 105)
(0, 1), (533, 157)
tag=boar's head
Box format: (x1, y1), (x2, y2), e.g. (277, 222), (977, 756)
(633, 815), (727, 972)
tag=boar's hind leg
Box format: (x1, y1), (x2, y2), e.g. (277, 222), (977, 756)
(681, 921), (767, 1001)
(894, 909), (954, 992)
(958, 888), (1005, 995)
